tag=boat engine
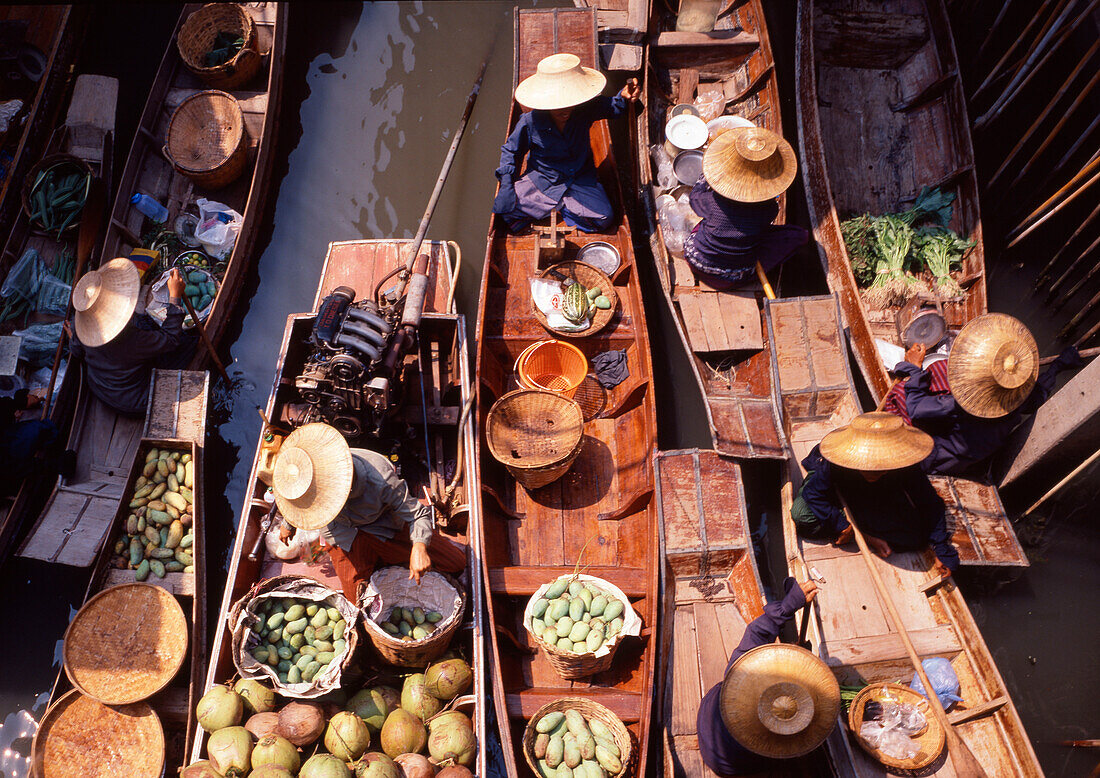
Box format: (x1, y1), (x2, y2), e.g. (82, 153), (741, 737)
(292, 255), (432, 438)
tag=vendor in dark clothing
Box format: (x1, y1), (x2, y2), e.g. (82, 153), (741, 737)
(0, 389), (74, 496)
(790, 412), (959, 577)
(883, 314), (1082, 477)
(684, 126), (808, 289)
(698, 577), (838, 775)
(493, 53), (640, 233)
(68, 259), (195, 415)
(272, 423), (466, 600)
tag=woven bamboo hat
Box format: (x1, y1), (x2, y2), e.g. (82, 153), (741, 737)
(515, 53), (607, 111)
(819, 411), (933, 471)
(720, 643), (840, 758)
(272, 423), (354, 531)
(947, 313), (1038, 418)
(703, 126), (797, 202)
(72, 257), (140, 347)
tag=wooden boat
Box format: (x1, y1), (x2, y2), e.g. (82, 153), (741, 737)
(795, 0), (986, 402)
(636, 0), (787, 459)
(38, 368), (210, 774)
(193, 239), (487, 771)
(18, 2), (285, 568)
(476, 8), (659, 775)
(768, 293), (1041, 776)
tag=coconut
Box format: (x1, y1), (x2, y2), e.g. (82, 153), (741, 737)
(393, 753), (436, 778)
(250, 733), (300, 773)
(325, 711), (371, 761)
(277, 701), (326, 747)
(197, 685), (245, 732)
(248, 768), (294, 778)
(181, 761), (223, 778)
(245, 712), (282, 740)
(436, 768), (475, 778)
(346, 688), (389, 735)
(234, 678), (277, 715)
(207, 725), (253, 777)
(379, 708), (427, 758)
(373, 685), (400, 713)
(423, 659), (472, 702)
(400, 674), (442, 721)
(354, 752), (401, 778)
(427, 712), (475, 767)
(299, 753), (353, 778)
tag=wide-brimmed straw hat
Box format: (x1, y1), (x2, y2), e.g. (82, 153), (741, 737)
(72, 258), (141, 347)
(720, 643), (840, 758)
(514, 53), (607, 111)
(272, 423), (354, 531)
(947, 313), (1039, 419)
(819, 411), (933, 471)
(703, 126), (798, 202)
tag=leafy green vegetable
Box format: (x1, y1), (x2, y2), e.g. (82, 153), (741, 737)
(204, 31), (245, 67)
(841, 214), (878, 286)
(865, 214), (921, 309)
(914, 226), (975, 299)
(900, 186), (957, 229)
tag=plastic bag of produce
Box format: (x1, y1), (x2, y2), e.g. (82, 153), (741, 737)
(229, 574), (360, 699)
(909, 657), (963, 709)
(12, 322), (62, 368)
(1, 248), (43, 302)
(194, 197), (242, 260)
(145, 265), (216, 327)
(35, 273), (70, 317)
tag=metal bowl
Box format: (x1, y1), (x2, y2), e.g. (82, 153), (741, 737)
(575, 241), (621, 275)
(670, 103), (701, 119)
(673, 149), (704, 186)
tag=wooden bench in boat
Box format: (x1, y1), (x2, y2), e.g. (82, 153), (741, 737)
(19, 369), (208, 566)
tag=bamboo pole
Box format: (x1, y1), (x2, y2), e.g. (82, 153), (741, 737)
(1006, 156), (1100, 247)
(987, 37), (1100, 190)
(1050, 233), (1100, 307)
(1021, 444), (1100, 519)
(976, 0), (1018, 60)
(1037, 199), (1100, 286)
(1074, 309), (1100, 346)
(1036, 113), (1100, 195)
(1059, 276), (1100, 338)
(971, 0), (1063, 101)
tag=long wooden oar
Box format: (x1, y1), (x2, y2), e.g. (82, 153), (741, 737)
(180, 291), (230, 385)
(838, 496), (990, 778)
(41, 178), (105, 419)
(755, 262), (775, 300)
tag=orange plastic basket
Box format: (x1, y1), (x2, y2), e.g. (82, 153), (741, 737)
(515, 339), (588, 398)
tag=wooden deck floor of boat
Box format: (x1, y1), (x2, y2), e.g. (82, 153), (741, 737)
(314, 240), (454, 314)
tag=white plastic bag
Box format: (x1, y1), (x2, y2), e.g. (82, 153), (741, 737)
(194, 197), (242, 259)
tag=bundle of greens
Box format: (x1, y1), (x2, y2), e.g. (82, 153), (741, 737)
(899, 185), (957, 228)
(914, 226), (975, 299)
(865, 214), (921, 309)
(840, 214), (878, 286)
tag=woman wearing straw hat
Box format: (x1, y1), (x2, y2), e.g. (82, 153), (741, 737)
(66, 260), (195, 415)
(684, 126), (808, 290)
(882, 314), (1082, 477)
(493, 53), (640, 233)
(697, 577), (839, 774)
(272, 423), (466, 599)
(789, 412), (959, 578)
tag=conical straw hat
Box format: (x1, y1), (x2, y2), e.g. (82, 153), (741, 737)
(947, 313), (1038, 418)
(514, 53), (607, 111)
(72, 258), (140, 347)
(272, 423), (354, 531)
(720, 643), (840, 758)
(703, 125), (798, 202)
(819, 411), (933, 471)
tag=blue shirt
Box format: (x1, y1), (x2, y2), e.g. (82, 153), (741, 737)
(495, 95), (626, 203)
(697, 578), (808, 775)
(799, 444), (959, 571)
(689, 178), (780, 261)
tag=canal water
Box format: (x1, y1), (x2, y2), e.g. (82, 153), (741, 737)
(1, 3), (1096, 777)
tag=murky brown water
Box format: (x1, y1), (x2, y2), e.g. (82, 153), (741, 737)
(0, 3), (1095, 777)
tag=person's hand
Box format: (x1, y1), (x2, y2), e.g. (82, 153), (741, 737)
(904, 342), (927, 366)
(409, 542), (432, 584)
(619, 78), (641, 103)
(279, 524), (295, 545)
(931, 558), (952, 579)
(799, 579), (819, 603)
(167, 267), (186, 299)
(866, 535), (892, 559)
(833, 525), (854, 546)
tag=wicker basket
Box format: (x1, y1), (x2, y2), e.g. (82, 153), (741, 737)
(176, 3), (261, 89)
(360, 567), (466, 667)
(516, 339), (589, 398)
(847, 683), (945, 771)
(31, 689), (165, 778)
(534, 260), (618, 338)
(21, 153), (93, 230)
(522, 697), (633, 778)
(62, 582), (188, 705)
(163, 90), (247, 189)
(486, 389), (584, 489)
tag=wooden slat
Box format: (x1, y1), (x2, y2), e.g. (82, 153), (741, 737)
(654, 30), (760, 50)
(824, 624), (960, 667)
(488, 566), (647, 596)
(102, 567), (196, 597)
(670, 605), (701, 736)
(506, 688), (643, 721)
(693, 602), (730, 694)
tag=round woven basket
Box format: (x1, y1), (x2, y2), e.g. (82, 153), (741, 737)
(62, 582), (188, 704)
(522, 697), (633, 778)
(847, 683), (945, 771)
(21, 153), (93, 230)
(527, 592), (628, 681)
(486, 388), (584, 489)
(515, 339), (589, 398)
(535, 260), (618, 338)
(163, 90), (247, 189)
(31, 689), (165, 778)
(176, 3), (261, 89)
(361, 568), (466, 667)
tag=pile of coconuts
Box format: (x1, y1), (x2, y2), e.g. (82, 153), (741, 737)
(185, 656), (476, 778)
